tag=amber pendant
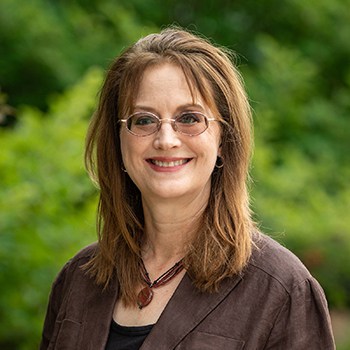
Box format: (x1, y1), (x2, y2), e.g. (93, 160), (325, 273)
(137, 286), (153, 309)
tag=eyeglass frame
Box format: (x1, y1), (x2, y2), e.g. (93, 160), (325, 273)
(120, 111), (217, 137)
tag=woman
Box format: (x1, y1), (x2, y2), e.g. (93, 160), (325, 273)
(40, 28), (335, 349)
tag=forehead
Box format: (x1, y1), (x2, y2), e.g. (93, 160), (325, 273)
(135, 63), (199, 106)
(121, 61), (218, 117)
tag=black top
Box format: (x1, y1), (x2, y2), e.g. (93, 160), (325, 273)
(105, 320), (154, 350)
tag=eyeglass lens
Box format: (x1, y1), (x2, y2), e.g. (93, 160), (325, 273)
(126, 112), (208, 136)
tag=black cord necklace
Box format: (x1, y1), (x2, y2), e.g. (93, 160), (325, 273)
(137, 258), (184, 309)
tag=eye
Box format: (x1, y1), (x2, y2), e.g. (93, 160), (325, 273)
(176, 112), (202, 124)
(132, 113), (158, 126)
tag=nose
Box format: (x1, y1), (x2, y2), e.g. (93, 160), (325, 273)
(153, 119), (181, 150)
(159, 118), (178, 132)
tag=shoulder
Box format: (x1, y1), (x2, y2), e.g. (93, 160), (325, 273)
(63, 242), (98, 269)
(242, 234), (335, 348)
(247, 233), (314, 293)
(51, 242), (99, 289)
(68, 242), (99, 265)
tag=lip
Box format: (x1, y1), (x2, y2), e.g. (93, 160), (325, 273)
(146, 157), (192, 172)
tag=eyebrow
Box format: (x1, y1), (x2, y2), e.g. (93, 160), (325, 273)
(133, 103), (206, 114)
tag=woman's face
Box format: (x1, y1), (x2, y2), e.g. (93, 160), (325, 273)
(120, 63), (221, 202)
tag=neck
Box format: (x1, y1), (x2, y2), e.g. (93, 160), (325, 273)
(140, 192), (209, 264)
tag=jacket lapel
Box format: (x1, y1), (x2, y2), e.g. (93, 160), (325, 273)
(81, 278), (119, 350)
(141, 273), (242, 350)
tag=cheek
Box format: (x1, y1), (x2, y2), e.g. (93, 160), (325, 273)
(194, 140), (220, 170)
(120, 133), (149, 168)
(200, 129), (221, 158)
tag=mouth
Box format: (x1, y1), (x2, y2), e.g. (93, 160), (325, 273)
(147, 158), (191, 168)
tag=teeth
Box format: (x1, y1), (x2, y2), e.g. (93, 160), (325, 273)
(152, 159), (188, 167)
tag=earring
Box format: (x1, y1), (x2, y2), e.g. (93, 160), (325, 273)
(215, 156), (224, 169)
(121, 164), (127, 173)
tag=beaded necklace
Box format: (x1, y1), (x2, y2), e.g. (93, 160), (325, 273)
(137, 259), (184, 309)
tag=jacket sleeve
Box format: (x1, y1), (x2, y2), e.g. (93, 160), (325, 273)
(264, 277), (335, 349)
(39, 261), (71, 350)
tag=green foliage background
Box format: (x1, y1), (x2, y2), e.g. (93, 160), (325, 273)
(0, 0), (349, 348)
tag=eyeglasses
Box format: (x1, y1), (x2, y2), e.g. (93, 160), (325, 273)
(120, 111), (216, 137)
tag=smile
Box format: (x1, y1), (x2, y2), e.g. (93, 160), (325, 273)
(149, 159), (190, 167)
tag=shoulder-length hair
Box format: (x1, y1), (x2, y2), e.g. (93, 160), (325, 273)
(84, 27), (255, 305)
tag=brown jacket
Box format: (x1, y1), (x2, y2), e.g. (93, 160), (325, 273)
(40, 234), (335, 349)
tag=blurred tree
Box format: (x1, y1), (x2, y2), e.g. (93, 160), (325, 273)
(247, 35), (350, 307)
(0, 0), (156, 109)
(0, 68), (102, 349)
(0, 92), (16, 128)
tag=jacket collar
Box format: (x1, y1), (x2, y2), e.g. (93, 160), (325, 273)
(81, 270), (242, 349)
(82, 279), (119, 350)
(141, 273), (243, 350)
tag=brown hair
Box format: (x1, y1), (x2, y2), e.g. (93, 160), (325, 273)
(84, 27), (256, 305)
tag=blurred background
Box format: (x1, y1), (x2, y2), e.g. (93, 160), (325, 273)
(0, 0), (349, 348)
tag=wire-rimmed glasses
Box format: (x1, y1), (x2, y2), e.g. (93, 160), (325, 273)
(120, 111), (216, 137)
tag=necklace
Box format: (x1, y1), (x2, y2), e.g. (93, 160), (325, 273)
(137, 258), (184, 309)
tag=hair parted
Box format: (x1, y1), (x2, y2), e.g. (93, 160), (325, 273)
(84, 26), (256, 305)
